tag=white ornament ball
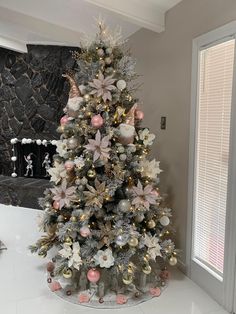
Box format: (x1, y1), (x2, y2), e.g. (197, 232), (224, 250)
(11, 172), (17, 178)
(10, 138), (18, 145)
(26, 138), (32, 144)
(42, 140), (47, 146)
(36, 139), (42, 145)
(160, 216), (170, 226)
(116, 80), (127, 91)
(106, 47), (112, 55)
(117, 145), (125, 153)
(116, 234), (129, 246)
(21, 138), (27, 144)
(169, 256), (177, 266)
(135, 213), (145, 223)
(105, 57), (112, 65)
(118, 199), (131, 212)
(120, 154), (127, 161)
(80, 177), (88, 185)
(11, 156), (17, 162)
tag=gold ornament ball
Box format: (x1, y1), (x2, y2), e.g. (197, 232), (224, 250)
(63, 268), (73, 279)
(147, 219), (156, 229)
(70, 216), (77, 222)
(64, 237), (73, 246)
(169, 256), (178, 266)
(128, 237), (138, 247)
(84, 94), (90, 102)
(87, 169), (96, 178)
(143, 253), (151, 262)
(122, 273), (133, 285)
(142, 263), (152, 274)
(38, 250), (47, 258)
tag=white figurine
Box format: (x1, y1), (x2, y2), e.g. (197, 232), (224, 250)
(24, 153), (34, 177)
(42, 153), (51, 177)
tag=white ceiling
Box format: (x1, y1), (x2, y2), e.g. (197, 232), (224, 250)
(0, 0), (182, 53)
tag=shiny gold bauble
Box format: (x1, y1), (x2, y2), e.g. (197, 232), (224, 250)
(128, 237), (138, 247)
(38, 250), (47, 258)
(169, 256), (178, 266)
(63, 268), (73, 279)
(64, 236), (73, 245)
(84, 94), (90, 102)
(87, 169), (96, 178)
(143, 253), (151, 262)
(147, 219), (156, 229)
(142, 263), (152, 274)
(122, 273), (133, 285)
(70, 216), (77, 222)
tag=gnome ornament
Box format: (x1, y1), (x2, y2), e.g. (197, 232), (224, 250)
(118, 104), (137, 145)
(63, 74), (83, 118)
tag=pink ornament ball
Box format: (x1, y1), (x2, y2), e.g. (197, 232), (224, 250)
(65, 160), (74, 171)
(78, 292), (90, 303)
(91, 114), (104, 128)
(47, 261), (55, 272)
(135, 109), (144, 120)
(60, 115), (69, 125)
(116, 294), (127, 305)
(80, 226), (91, 238)
(149, 287), (161, 297)
(87, 268), (100, 283)
(50, 281), (62, 292)
(53, 201), (60, 210)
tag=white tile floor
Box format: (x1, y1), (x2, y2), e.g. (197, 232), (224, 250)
(0, 205), (230, 314)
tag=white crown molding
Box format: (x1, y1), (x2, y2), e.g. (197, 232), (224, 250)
(0, 35), (27, 53)
(0, 6), (82, 51)
(84, 0), (165, 32)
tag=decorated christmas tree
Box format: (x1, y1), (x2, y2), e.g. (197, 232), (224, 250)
(30, 20), (178, 307)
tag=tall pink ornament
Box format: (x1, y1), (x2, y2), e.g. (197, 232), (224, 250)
(60, 115), (69, 125)
(80, 226), (91, 237)
(65, 160), (74, 171)
(87, 268), (100, 283)
(91, 114), (104, 128)
(135, 109), (144, 120)
(53, 200), (60, 210)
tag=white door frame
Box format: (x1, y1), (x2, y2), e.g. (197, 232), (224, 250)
(186, 21), (236, 312)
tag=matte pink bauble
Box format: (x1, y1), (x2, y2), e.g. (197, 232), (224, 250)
(87, 268), (100, 283)
(80, 226), (91, 237)
(50, 281), (62, 292)
(60, 115), (69, 125)
(53, 201), (60, 210)
(135, 109), (144, 120)
(47, 261), (55, 272)
(65, 160), (74, 171)
(91, 114), (104, 128)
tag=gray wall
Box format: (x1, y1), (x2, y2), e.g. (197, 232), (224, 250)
(129, 0), (236, 266)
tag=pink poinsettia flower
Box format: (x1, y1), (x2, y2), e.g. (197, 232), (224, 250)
(89, 71), (116, 102)
(131, 180), (158, 210)
(50, 180), (77, 209)
(84, 130), (111, 162)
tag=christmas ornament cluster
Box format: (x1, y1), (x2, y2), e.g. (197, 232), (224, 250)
(30, 20), (178, 307)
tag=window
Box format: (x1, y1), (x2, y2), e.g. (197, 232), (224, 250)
(193, 39), (235, 277)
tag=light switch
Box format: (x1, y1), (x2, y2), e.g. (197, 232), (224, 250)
(161, 116), (166, 130)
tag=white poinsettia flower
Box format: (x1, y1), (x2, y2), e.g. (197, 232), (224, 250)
(139, 158), (162, 179)
(74, 156), (85, 169)
(137, 128), (155, 146)
(59, 242), (82, 271)
(59, 243), (72, 259)
(93, 248), (115, 268)
(47, 163), (67, 184)
(143, 234), (162, 260)
(55, 140), (68, 157)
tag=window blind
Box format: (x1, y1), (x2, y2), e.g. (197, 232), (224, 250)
(193, 39), (235, 275)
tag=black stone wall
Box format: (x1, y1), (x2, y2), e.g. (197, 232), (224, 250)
(0, 45), (79, 175)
